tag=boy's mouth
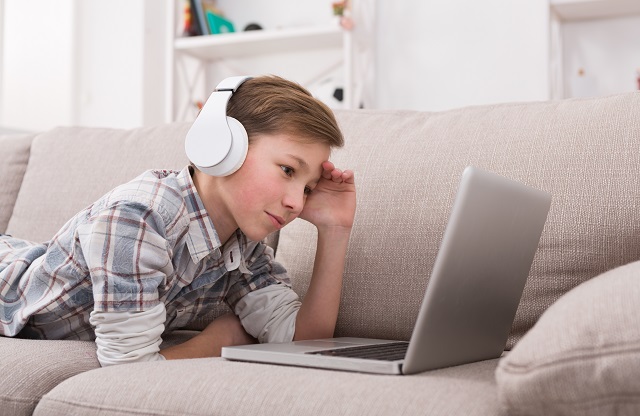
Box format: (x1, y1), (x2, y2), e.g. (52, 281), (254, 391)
(266, 212), (285, 229)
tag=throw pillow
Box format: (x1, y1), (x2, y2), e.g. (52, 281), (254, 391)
(495, 260), (640, 415)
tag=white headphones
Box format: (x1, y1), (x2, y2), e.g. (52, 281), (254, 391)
(185, 76), (252, 176)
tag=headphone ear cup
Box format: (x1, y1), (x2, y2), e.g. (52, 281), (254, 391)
(185, 76), (253, 176)
(201, 116), (248, 176)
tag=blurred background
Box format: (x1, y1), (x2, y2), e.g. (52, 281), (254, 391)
(0, 0), (639, 133)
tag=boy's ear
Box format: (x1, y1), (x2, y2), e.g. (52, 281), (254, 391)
(185, 76), (252, 177)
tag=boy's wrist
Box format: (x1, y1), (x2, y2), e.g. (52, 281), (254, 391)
(315, 224), (353, 239)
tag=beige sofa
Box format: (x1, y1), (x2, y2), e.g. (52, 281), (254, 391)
(2, 92), (640, 415)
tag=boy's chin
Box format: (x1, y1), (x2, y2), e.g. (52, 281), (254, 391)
(240, 228), (271, 242)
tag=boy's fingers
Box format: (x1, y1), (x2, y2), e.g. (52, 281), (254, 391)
(320, 162), (354, 184)
(322, 161), (335, 172)
(322, 162), (334, 179)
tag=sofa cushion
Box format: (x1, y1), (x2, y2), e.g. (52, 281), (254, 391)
(0, 337), (100, 416)
(6, 123), (191, 242)
(495, 260), (640, 416)
(34, 357), (502, 416)
(276, 92), (640, 348)
(0, 134), (35, 234)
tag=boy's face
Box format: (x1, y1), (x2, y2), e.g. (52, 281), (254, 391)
(216, 133), (331, 242)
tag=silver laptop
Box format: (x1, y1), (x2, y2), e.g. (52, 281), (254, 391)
(222, 166), (552, 375)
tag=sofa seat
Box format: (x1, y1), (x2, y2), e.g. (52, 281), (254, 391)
(0, 331), (198, 415)
(34, 357), (503, 416)
(0, 337), (99, 416)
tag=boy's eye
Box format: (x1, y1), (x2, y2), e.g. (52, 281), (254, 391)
(304, 186), (313, 195)
(280, 165), (294, 177)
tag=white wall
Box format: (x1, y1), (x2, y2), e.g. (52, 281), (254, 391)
(2, 1), (638, 131)
(76, 1), (145, 128)
(1, 0), (77, 131)
(375, 0), (550, 111)
(75, 0), (166, 129)
(562, 15), (640, 98)
(0, 0), (166, 132)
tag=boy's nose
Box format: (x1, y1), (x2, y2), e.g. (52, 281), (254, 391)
(282, 189), (305, 214)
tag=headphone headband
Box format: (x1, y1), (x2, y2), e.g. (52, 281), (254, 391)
(216, 76), (252, 91)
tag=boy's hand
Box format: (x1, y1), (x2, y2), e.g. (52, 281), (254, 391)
(299, 161), (356, 231)
(294, 161), (355, 341)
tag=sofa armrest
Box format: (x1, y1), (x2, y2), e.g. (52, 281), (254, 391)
(0, 134), (35, 233)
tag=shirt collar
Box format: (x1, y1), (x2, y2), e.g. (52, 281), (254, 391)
(178, 166), (222, 263)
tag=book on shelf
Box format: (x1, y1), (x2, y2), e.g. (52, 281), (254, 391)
(184, 0), (236, 37)
(189, 0), (208, 35)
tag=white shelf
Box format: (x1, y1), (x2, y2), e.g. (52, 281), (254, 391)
(174, 25), (343, 61)
(551, 0), (640, 21)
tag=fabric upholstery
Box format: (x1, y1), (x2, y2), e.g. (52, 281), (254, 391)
(0, 337), (99, 416)
(6, 123), (191, 242)
(0, 331), (198, 416)
(276, 93), (640, 348)
(35, 357), (503, 416)
(495, 260), (640, 416)
(0, 134), (35, 233)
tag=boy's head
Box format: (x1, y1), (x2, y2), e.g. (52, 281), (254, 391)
(226, 75), (344, 149)
(188, 75), (346, 242)
(187, 76), (344, 242)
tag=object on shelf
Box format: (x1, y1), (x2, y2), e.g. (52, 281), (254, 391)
(310, 76), (344, 109)
(244, 23), (263, 31)
(206, 11), (235, 34)
(333, 88), (344, 102)
(332, 1), (347, 16)
(340, 16), (354, 30)
(189, 0), (208, 35)
(182, 0), (198, 36)
(637, 68), (640, 90)
(332, 0), (354, 30)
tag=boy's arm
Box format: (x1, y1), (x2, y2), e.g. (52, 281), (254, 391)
(293, 225), (351, 340)
(160, 313), (256, 359)
(293, 161), (356, 340)
(78, 202), (174, 366)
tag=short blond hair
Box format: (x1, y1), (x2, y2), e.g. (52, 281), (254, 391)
(226, 75), (344, 149)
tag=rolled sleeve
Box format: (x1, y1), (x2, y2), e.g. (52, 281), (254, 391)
(233, 284), (300, 343)
(90, 303), (167, 367)
(224, 237), (300, 343)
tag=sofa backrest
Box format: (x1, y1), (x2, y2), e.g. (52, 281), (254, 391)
(0, 134), (35, 234)
(7, 93), (640, 348)
(6, 123), (191, 241)
(275, 92), (640, 348)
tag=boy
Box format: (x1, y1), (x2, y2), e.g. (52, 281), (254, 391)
(0, 75), (356, 366)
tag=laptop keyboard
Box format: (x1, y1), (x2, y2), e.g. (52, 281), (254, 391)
(305, 342), (409, 361)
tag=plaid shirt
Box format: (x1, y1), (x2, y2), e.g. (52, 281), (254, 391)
(0, 167), (290, 340)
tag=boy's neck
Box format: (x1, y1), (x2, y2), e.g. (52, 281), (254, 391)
(191, 169), (236, 245)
